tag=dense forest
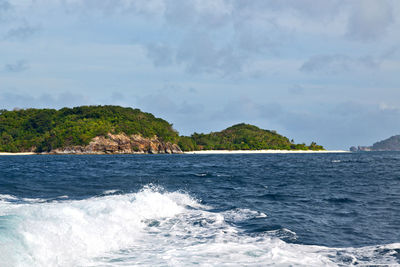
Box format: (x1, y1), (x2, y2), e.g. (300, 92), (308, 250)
(0, 106), (179, 152)
(0, 106), (324, 153)
(178, 123), (324, 151)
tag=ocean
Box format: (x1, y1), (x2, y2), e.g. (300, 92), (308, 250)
(0, 152), (399, 266)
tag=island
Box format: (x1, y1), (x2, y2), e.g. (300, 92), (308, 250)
(350, 135), (400, 152)
(0, 105), (324, 154)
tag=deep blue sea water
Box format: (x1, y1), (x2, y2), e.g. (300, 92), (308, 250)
(0, 152), (399, 266)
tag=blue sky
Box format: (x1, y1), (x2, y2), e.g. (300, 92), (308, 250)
(1, 0), (399, 149)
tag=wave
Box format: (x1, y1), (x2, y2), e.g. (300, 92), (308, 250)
(0, 194), (19, 201)
(222, 208), (267, 222)
(0, 186), (398, 266)
(324, 197), (358, 204)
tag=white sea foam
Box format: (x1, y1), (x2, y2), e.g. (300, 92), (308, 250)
(0, 186), (398, 267)
(102, 189), (120, 195)
(0, 194), (18, 201)
(20, 198), (47, 203)
(222, 208), (267, 222)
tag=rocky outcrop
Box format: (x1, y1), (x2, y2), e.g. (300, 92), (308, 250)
(350, 146), (372, 152)
(371, 135), (400, 151)
(350, 135), (400, 152)
(49, 133), (182, 154)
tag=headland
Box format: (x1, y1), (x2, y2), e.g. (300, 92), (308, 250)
(0, 106), (326, 154)
(184, 150), (349, 154)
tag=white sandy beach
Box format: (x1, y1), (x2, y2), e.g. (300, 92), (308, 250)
(0, 150), (350, 155)
(184, 150), (350, 154)
(0, 152), (36, 156)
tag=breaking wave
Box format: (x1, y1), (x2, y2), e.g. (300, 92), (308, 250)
(0, 186), (399, 266)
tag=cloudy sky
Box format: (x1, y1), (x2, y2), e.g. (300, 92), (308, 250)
(1, 0), (399, 149)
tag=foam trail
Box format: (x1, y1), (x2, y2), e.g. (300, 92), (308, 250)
(0, 186), (398, 267)
(102, 189), (120, 195)
(0, 186), (202, 266)
(0, 194), (18, 201)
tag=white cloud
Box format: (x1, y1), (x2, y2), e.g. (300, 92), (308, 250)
(300, 54), (380, 74)
(4, 60), (29, 72)
(146, 43), (174, 67)
(346, 0), (394, 41)
(5, 24), (39, 40)
(0, 0), (399, 149)
(0, 0), (11, 12)
(0, 92), (90, 109)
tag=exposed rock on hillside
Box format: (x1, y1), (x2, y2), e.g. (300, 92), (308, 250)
(0, 106), (180, 153)
(50, 133), (182, 154)
(0, 106), (326, 153)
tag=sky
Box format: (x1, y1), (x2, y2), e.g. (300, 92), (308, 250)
(0, 0), (399, 149)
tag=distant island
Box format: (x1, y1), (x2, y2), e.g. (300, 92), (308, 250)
(0, 106), (324, 154)
(350, 135), (400, 152)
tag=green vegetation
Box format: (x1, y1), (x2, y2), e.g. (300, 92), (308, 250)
(180, 123), (324, 151)
(0, 106), (324, 153)
(0, 106), (179, 152)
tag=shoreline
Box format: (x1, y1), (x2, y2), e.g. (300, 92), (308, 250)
(184, 150), (350, 154)
(0, 152), (36, 156)
(0, 150), (350, 155)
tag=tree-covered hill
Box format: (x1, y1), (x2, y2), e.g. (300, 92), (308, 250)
(0, 106), (324, 153)
(178, 123), (324, 151)
(0, 106), (179, 152)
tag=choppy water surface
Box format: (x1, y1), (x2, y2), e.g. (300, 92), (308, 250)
(0, 152), (399, 266)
